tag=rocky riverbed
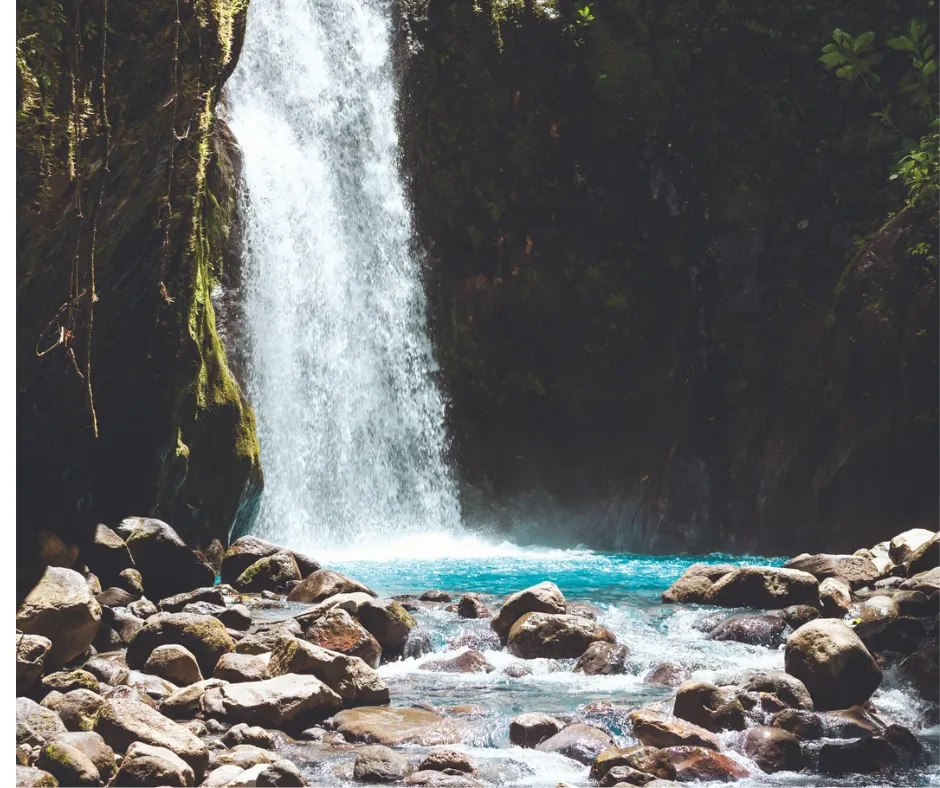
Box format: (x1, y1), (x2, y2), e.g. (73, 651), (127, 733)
(15, 520), (940, 787)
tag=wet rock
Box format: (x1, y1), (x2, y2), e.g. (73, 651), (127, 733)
(145, 644), (204, 686)
(17, 567), (103, 670)
(358, 598), (417, 655)
(600, 765), (659, 786)
(126, 597), (158, 620)
(17, 697), (67, 745)
(854, 615), (925, 654)
(420, 590), (451, 603)
(159, 587), (225, 613)
(209, 744), (280, 770)
(95, 695), (208, 778)
(217, 603), (253, 631)
(784, 554), (882, 590)
(673, 681), (747, 732)
(124, 669), (179, 702)
(889, 529), (937, 565)
(819, 705), (885, 737)
(456, 594), (491, 619)
(907, 533), (939, 576)
(405, 771), (481, 787)
(574, 641), (630, 675)
(116, 568), (145, 597)
(705, 567), (819, 609)
(223, 723), (277, 749)
(819, 577), (852, 618)
(305, 608), (383, 667)
(503, 662), (533, 678)
(418, 748), (476, 774)
(643, 662), (688, 687)
(50, 731), (116, 783)
(448, 630), (501, 651)
(15, 766), (58, 786)
(506, 612), (616, 659)
(220, 536), (283, 583)
(898, 645), (939, 700)
(202, 673), (342, 730)
(237, 625), (297, 655)
(17, 634), (52, 694)
(491, 582), (567, 640)
(630, 710), (719, 751)
(422, 648), (494, 674)
(784, 619), (881, 710)
(37, 740), (100, 786)
(535, 722), (614, 764)
(268, 637), (389, 706)
(101, 684), (159, 709)
(857, 595), (900, 623)
(900, 567), (940, 594)
(182, 600), (227, 618)
(82, 654), (129, 687)
(329, 706), (466, 746)
(894, 590), (931, 618)
(740, 726), (804, 773)
(160, 678), (227, 719)
(591, 747), (676, 782)
(111, 741), (195, 786)
(734, 669), (813, 710)
(818, 736), (896, 774)
(353, 744), (414, 782)
(44, 689), (104, 732)
(124, 519), (214, 600)
(707, 613), (787, 647)
(235, 551), (302, 593)
(661, 564), (735, 604)
(510, 712), (565, 748)
(257, 760), (309, 786)
(214, 652), (271, 683)
(770, 708), (823, 739)
(287, 569), (377, 604)
(662, 746), (748, 781)
(126, 612), (236, 677)
(96, 587), (138, 609)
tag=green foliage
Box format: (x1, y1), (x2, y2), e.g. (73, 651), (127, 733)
(888, 19), (938, 113)
(891, 119), (940, 208)
(820, 29), (882, 84)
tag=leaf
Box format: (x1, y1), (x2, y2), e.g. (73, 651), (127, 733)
(922, 59), (937, 76)
(887, 36), (916, 52)
(854, 31), (876, 50)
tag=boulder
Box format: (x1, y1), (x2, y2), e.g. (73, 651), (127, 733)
(784, 619), (881, 710)
(159, 587), (225, 613)
(418, 749), (476, 774)
(257, 760), (309, 787)
(127, 597), (158, 620)
(94, 696), (208, 778)
(357, 598), (417, 655)
(304, 608), (382, 667)
(898, 646), (939, 700)
(422, 649), (494, 674)
(740, 726), (804, 773)
(123, 669), (179, 702)
(159, 677), (227, 719)
(116, 568), (145, 597)
(223, 723), (276, 749)
(353, 744), (414, 782)
(268, 637), (389, 705)
(17, 697), (67, 745)
(630, 710), (719, 751)
(857, 594), (900, 623)
(235, 551), (302, 593)
(237, 624), (297, 655)
(105, 608), (145, 645)
(819, 705), (885, 737)
(209, 745), (279, 771)
(734, 669), (812, 710)
(661, 564), (736, 604)
(900, 566), (940, 594)
(574, 641), (630, 675)
(126, 612), (236, 677)
(145, 644), (204, 686)
(404, 630), (434, 660)
(894, 590), (931, 618)
(49, 731), (116, 783)
(111, 741), (195, 786)
(404, 771), (482, 787)
(419, 590), (451, 603)
(819, 577), (851, 619)
(854, 616), (925, 654)
(15, 766), (58, 787)
(448, 630), (501, 652)
(85, 571), (102, 596)
(506, 612), (616, 659)
(906, 533), (939, 576)
(287, 569), (376, 604)
(704, 567), (819, 609)
(662, 747), (748, 782)
(96, 587), (138, 609)
(17, 567), (103, 670)
(202, 673), (343, 730)
(37, 740), (100, 786)
(673, 681), (747, 732)
(214, 652), (271, 683)
(491, 582), (567, 640)
(84, 524), (136, 587)
(329, 706), (466, 746)
(784, 553), (881, 590)
(44, 689), (104, 732)
(889, 528), (937, 565)
(17, 633), (52, 694)
(124, 519), (215, 600)
(769, 709), (823, 740)
(221, 536), (283, 584)
(217, 604), (253, 631)
(534, 722), (614, 765)
(509, 713), (565, 748)
(456, 594), (491, 619)
(706, 613), (788, 647)
(818, 736), (897, 774)
(643, 662), (688, 688)
(590, 747), (676, 782)
(781, 605), (820, 629)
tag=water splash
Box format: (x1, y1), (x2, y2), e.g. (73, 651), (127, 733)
(226, 0), (460, 551)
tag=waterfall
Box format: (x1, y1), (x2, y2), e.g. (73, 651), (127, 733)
(225, 0), (461, 555)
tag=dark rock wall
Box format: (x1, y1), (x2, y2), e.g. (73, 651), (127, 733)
(17, 0), (262, 595)
(396, 0), (938, 554)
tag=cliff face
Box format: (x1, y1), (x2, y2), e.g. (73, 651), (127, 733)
(16, 0), (262, 591)
(397, 0), (938, 553)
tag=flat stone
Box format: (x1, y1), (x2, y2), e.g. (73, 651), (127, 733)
(330, 706), (467, 746)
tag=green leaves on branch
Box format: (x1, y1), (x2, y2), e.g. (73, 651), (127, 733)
(820, 29), (882, 83)
(888, 20), (938, 112)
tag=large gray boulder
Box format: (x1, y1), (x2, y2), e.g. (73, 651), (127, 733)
(509, 713), (564, 748)
(43, 688), (105, 732)
(535, 723), (613, 765)
(286, 569), (376, 604)
(353, 745), (414, 782)
(630, 710), (720, 751)
(123, 519), (215, 600)
(202, 673), (343, 730)
(784, 554), (882, 590)
(50, 731), (117, 783)
(889, 529), (937, 565)
(740, 727), (805, 774)
(819, 577), (852, 618)
(507, 612), (615, 659)
(111, 741), (195, 786)
(94, 696), (209, 779)
(234, 551), (301, 593)
(705, 567), (819, 609)
(673, 681), (748, 732)
(37, 740), (100, 786)
(784, 619), (882, 710)
(574, 641), (630, 675)
(17, 633), (52, 694)
(906, 533), (939, 576)
(17, 697), (67, 745)
(304, 607), (382, 667)
(84, 524), (135, 587)
(214, 652), (271, 683)
(145, 644), (204, 686)
(126, 612), (235, 677)
(491, 582), (567, 640)
(357, 598), (417, 656)
(662, 564), (735, 604)
(221, 536), (282, 584)
(17, 567), (102, 670)
(329, 706), (466, 746)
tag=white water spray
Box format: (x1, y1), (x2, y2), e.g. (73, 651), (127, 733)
(226, 0), (461, 553)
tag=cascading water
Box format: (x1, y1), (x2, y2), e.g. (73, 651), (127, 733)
(225, 0), (461, 554)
